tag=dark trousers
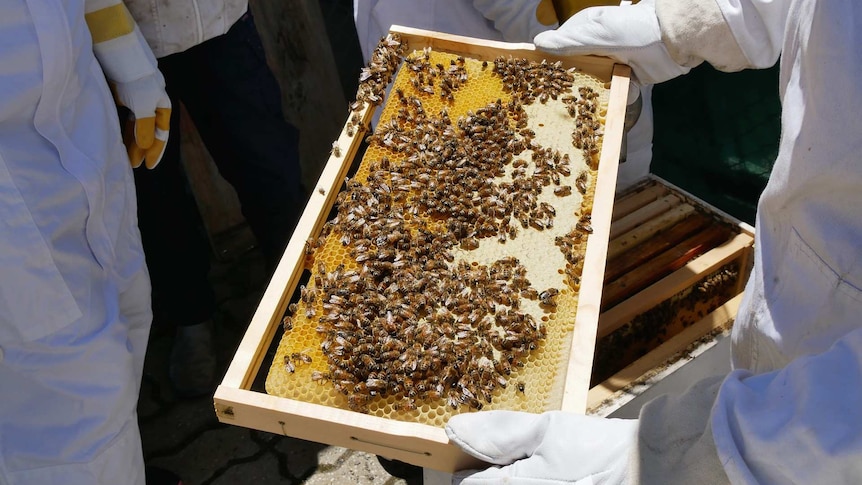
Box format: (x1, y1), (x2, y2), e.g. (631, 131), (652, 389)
(134, 12), (305, 327)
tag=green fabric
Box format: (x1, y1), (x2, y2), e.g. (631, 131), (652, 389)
(651, 63), (780, 224)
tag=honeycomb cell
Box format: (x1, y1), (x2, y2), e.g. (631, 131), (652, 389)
(265, 47), (610, 426)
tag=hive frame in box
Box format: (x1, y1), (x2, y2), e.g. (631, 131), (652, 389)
(213, 26), (631, 472)
(587, 174), (755, 414)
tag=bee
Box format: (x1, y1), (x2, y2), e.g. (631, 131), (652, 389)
(281, 315), (293, 331)
(539, 288), (559, 307)
(283, 355), (295, 373)
(300, 285), (316, 304)
(576, 172), (589, 194)
(311, 371), (330, 382)
(554, 185), (572, 197)
(460, 237), (480, 250)
(331, 141), (341, 157)
(398, 398), (418, 412)
(517, 381), (526, 393)
(291, 352), (313, 364)
(481, 60), (488, 70)
(347, 394), (370, 412)
(318, 187), (326, 195)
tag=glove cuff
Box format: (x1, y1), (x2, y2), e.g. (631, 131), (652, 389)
(93, 25), (159, 83)
(86, 1), (159, 83)
(656, 0), (748, 72)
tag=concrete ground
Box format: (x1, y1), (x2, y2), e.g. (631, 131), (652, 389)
(137, 245), (421, 485)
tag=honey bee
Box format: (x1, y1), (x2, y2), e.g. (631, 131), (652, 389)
(311, 371), (330, 382)
(347, 394), (370, 412)
(460, 237), (480, 250)
(554, 185), (572, 197)
(331, 141), (341, 158)
(283, 355), (295, 373)
(291, 352), (313, 364)
(281, 316), (293, 331)
(517, 381), (526, 393)
(539, 288), (559, 307)
(398, 398), (418, 412)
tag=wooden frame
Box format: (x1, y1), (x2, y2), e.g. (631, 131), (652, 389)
(214, 26), (630, 472)
(586, 175), (755, 413)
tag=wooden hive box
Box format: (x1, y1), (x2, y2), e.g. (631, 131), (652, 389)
(214, 26), (631, 472)
(587, 175), (754, 414)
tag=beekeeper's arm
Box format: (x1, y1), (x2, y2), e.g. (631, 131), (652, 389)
(84, 0), (170, 168)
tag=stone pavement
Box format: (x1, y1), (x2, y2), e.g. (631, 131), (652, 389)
(137, 246), (420, 485)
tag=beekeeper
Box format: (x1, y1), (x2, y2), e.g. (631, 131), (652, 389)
(353, 0), (654, 189)
(446, 0), (862, 482)
(0, 1), (169, 483)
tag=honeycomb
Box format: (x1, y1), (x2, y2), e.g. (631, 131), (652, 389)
(592, 262), (741, 385)
(266, 45), (610, 428)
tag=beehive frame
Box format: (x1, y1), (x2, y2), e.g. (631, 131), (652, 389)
(214, 26), (630, 472)
(586, 175), (755, 413)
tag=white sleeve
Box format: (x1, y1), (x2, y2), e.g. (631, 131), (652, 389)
(711, 327), (862, 483)
(713, 0), (790, 68)
(656, 0), (790, 71)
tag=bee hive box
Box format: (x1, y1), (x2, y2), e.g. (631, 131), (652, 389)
(587, 175), (754, 413)
(214, 26), (630, 472)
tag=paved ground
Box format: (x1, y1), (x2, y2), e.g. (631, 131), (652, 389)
(137, 246), (421, 485)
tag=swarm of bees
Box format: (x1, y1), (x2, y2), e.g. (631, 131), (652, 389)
(273, 35), (610, 415)
(345, 33), (407, 139)
(565, 86), (603, 167)
(593, 263), (740, 384)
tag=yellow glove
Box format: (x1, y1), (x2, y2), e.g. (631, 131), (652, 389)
(112, 75), (171, 169)
(85, 0), (171, 169)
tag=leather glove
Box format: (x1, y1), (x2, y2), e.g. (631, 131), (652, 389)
(85, 0), (171, 169)
(113, 73), (171, 169)
(446, 410), (638, 484)
(532, 0), (690, 85)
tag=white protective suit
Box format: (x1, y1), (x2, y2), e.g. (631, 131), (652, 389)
(0, 1), (152, 484)
(124, 0), (247, 58)
(352, 0), (655, 190)
(686, 0), (862, 481)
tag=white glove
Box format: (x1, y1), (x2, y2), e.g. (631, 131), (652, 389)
(532, 0), (689, 85)
(446, 410), (637, 484)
